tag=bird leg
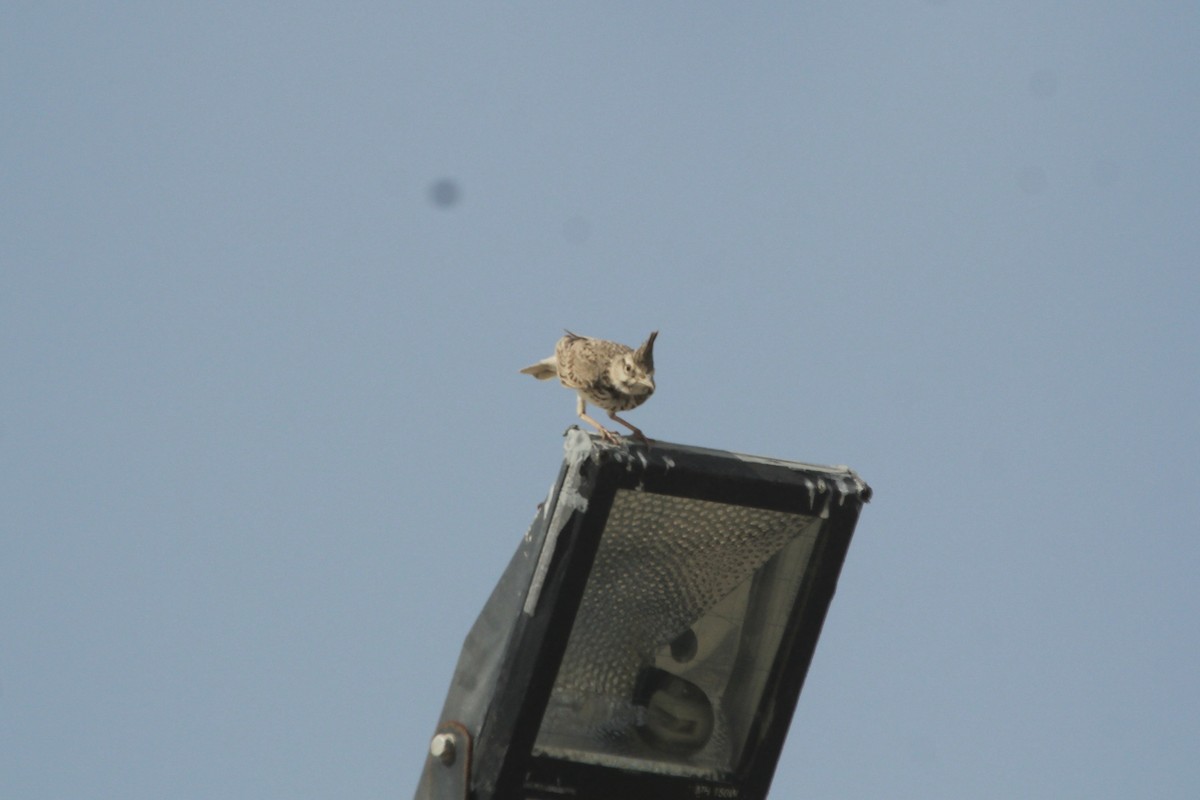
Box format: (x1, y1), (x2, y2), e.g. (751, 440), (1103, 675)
(608, 411), (650, 445)
(577, 397), (622, 444)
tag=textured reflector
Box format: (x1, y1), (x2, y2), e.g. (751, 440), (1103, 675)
(533, 489), (821, 779)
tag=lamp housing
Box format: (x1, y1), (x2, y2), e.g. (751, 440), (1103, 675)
(415, 430), (870, 800)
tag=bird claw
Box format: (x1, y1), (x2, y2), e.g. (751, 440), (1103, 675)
(624, 429), (651, 446)
(599, 428), (624, 446)
(598, 428), (651, 448)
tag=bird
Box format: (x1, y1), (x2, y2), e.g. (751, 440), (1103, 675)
(521, 330), (658, 444)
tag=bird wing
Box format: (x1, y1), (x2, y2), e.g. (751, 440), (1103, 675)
(555, 333), (630, 389)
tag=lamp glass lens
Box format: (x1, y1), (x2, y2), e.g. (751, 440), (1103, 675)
(531, 489), (821, 780)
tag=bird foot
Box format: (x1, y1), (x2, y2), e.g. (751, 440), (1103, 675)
(598, 427), (624, 445)
(597, 428), (652, 448)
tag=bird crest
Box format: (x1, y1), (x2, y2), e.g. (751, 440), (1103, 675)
(634, 330), (658, 371)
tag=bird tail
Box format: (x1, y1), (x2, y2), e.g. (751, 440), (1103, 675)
(520, 357), (558, 380)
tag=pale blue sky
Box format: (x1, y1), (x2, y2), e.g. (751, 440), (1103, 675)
(3, 3), (1198, 798)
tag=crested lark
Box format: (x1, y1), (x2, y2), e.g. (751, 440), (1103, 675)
(521, 330), (658, 444)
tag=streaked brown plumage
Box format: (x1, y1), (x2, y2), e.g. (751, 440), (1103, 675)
(521, 330), (658, 443)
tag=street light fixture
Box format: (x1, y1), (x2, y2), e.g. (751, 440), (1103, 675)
(415, 430), (871, 800)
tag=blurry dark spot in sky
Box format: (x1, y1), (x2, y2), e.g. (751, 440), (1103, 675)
(1028, 69), (1058, 98)
(561, 215), (590, 245)
(429, 178), (461, 208)
(1017, 165), (1047, 194)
